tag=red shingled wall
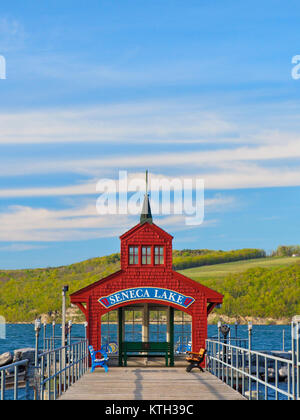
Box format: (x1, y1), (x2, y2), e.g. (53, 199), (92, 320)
(83, 223), (209, 354)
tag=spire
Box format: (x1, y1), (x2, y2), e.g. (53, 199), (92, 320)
(140, 170), (153, 224)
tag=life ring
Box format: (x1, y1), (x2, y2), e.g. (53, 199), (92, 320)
(107, 341), (118, 354)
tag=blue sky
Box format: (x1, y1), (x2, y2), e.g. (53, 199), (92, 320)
(0, 1), (300, 269)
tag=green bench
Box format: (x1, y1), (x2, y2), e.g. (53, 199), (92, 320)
(121, 341), (174, 367)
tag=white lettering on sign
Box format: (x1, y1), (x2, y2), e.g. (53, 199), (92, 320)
(98, 287), (195, 309)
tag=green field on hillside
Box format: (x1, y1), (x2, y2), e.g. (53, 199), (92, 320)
(179, 257), (300, 320)
(179, 256), (300, 282)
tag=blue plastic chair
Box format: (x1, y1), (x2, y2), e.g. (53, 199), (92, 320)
(88, 345), (109, 373)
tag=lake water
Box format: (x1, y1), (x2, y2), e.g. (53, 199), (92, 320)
(0, 323), (291, 354)
(0, 323), (293, 400)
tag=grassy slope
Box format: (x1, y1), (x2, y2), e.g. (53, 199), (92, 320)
(178, 256), (300, 282)
(180, 257), (300, 321)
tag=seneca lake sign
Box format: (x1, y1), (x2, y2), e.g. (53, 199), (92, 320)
(98, 287), (195, 309)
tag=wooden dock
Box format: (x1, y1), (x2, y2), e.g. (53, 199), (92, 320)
(58, 367), (245, 400)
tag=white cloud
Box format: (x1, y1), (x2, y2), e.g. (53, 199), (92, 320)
(0, 172), (241, 201)
(1, 99), (299, 149)
(0, 102), (235, 144)
(0, 180), (98, 198)
(0, 101), (299, 192)
(0, 124), (299, 177)
(1, 155), (300, 197)
(0, 204), (130, 242)
(0, 190), (224, 242)
(0, 243), (46, 251)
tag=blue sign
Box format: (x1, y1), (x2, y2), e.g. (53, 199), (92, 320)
(98, 287), (195, 309)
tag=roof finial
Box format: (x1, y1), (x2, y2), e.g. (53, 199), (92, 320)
(140, 170), (153, 224)
(145, 169), (148, 195)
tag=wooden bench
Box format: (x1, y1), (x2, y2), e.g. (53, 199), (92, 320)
(121, 341), (173, 367)
(186, 348), (206, 372)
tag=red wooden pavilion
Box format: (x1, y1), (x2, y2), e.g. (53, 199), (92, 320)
(70, 190), (223, 365)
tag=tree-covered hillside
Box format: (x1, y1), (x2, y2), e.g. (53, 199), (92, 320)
(194, 264), (300, 319)
(0, 248), (299, 322)
(0, 254), (120, 322)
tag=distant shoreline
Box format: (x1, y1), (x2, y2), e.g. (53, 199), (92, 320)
(6, 317), (291, 326)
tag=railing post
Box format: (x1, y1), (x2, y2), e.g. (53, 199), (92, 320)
(40, 355), (45, 400)
(52, 321), (56, 351)
(256, 354), (259, 399)
(217, 321), (221, 379)
(59, 347), (62, 396)
(248, 322), (253, 400)
(68, 320), (72, 347)
(242, 349), (245, 396)
(47, 351), (51, 400)
(292, 315), (300, 400)
(34, 319), (41, 366)
(297, 319), (300, 400)
(235, 346), (239, 393)
(1, 369), (5, 400)
(248, 321), (252, 352)
(34, 319), (41, 400)
(75, 343), (78, 381)
(275, 358), (278, 400)
(61, 285), (69, 388)
(264, 355), (268, 399)
(43, 322), (47, 351)
(213, 341), (216, 375)
(291, 319), (295, 399)
(13, 364), (18, 400)
(25, 361), (30, 400)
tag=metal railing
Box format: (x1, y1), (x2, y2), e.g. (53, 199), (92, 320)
(206, 326), (300, 400)
(37, 339), (88, 400)
(0, 359), (30, 400)
(43, 336), (86, 352)
(208, 336), (249, 349)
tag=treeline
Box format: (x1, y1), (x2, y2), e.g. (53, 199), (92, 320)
(272, 245), (300, 257)
(203, 263), (300, 319)
(172, 248), (266, 270)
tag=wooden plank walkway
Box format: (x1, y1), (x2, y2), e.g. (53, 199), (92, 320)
(59, 367), (245, 400)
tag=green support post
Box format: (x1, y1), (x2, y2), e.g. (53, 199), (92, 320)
(118, 308), (123, 366)
(169, 307), (174, 366)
